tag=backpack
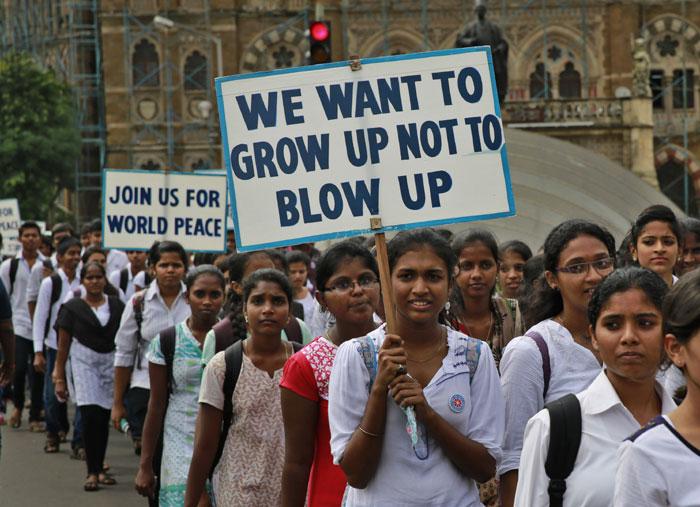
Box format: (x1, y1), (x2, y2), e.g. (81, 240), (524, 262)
(543, 394), (582, 507)
(43, 273), (63, 339)
(119, 268), (130, 294)
(211, 315), (304, 354)
(210, 339), (303, 475)
(8, 257), (19, 296)
(525, 331), (582, 506)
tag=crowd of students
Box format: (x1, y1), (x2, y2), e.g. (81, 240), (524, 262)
(0, 205), (698, 506)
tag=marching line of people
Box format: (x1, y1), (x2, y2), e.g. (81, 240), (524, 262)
(0, 205), (698, 506)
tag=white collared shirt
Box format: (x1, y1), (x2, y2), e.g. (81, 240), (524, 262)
(515, 371), (676, 507)
(328, 325), (505, 507)
(32, 268), (80, 352)
(108, 263), (143, 301)
(499, 319), (602, 476)
(615, 414), (700, 506)
(26, 256), (57, 303)
(106, 249), (128, 276)
(114, 280), (190, 389)
(0, 250), (45, 339)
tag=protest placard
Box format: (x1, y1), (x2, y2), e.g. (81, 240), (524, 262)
(216, 46), (515, 253)
(0, 198), (21, 258)
(102, 169), (228, 252)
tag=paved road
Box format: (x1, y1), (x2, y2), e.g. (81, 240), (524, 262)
(0, 412), (145, 506)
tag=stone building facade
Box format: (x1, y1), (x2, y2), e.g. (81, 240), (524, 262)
(99, 0), (700, 213)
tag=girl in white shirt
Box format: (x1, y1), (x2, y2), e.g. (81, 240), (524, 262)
(499, 219), (615, 506)
(629, 205), (682, 288)
(615, 269), (700, 506)
(328, 229), (504, 507)
(516, 267), (676, 506)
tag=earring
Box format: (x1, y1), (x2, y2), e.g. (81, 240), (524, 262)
(243, 313), (249, 323)
(444, 301), (451, 313)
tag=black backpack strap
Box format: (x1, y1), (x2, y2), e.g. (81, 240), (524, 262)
(211, 340), (244, 476)
(291, 341), (304, 353)
(119, 267), (129, 294)
(284, 317), (303, 345)
(159, 326), (177, 394)
(291, 300), (305, 321)
(44, 273), (63, 339)
(213, 317), (235, 353)
(132, 290), (146, 370)
(8, 257), (19, 296)
(526, 331), (551, 398)
(544, 393), (582, 507)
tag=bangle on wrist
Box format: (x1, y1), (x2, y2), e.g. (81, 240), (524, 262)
(357, 425), (382, 438)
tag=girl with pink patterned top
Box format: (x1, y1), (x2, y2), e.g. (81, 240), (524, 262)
(281, 241), (380, 507)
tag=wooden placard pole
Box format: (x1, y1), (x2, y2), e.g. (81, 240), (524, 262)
(370, 217), (396, 334)
(350, 57), (396, 334)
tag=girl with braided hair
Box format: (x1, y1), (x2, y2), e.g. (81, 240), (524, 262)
(200, 251), (311, 365)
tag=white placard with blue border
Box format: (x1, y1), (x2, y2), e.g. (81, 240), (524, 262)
(217, 46), (515, 252)
(101, 169), (228, 252)
(0, 198), (21, 257)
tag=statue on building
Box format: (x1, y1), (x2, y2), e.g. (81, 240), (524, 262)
(632, 37), (652, 98)
(455, 0), (509, 104)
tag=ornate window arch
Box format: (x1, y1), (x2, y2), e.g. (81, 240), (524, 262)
(132, 38), (160, 88)
(358, 28), (427, 58)
(183, 50), (209, 91)
(511, 25), (601, 101)
(643, 15), (700, 112)
(239, 26), (306, 74)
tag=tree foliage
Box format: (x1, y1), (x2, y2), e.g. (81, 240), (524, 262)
(0, 51), (81, 221)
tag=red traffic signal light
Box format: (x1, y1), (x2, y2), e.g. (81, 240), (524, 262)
(308, 20), (331, 65)
(310, 21), (329, 42)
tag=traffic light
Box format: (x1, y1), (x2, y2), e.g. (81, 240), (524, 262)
(308, 20), (331, 65)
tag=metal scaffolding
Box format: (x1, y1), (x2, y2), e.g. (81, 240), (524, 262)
(0, 0), (105, 225)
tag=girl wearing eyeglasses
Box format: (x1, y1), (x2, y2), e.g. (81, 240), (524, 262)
(280, 240), (380, 507)
(498, 220), (615, 507)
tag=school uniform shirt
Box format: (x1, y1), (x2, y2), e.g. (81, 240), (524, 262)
(295, 291), (315, 324)
(328, 325), (505, 507)
(106, 248), (128, 275)
(114, 281), (190, 390)
(515, 371), (675, 507)
(26, 256), (57, 303)
(32, 268), (80, 352)
(614, 414), (700, 506)
(108, 263), (143, 301)
(0, 250), (45, 339)
(57, 296), (124, 409)
(499, 319), (601, 476)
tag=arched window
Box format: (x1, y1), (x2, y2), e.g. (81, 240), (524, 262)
(184, 51), (208, 91)
(529, 62), (552, 100)
(558, 61), (581, 99)
(133, 39), (160, 88)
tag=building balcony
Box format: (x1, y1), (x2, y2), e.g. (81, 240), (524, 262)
(503, 98), (625, 128)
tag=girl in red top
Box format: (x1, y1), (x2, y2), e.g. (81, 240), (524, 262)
(280, 240), (380, 506)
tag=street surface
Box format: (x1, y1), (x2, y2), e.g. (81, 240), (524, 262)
(0, 416), (142, 506)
